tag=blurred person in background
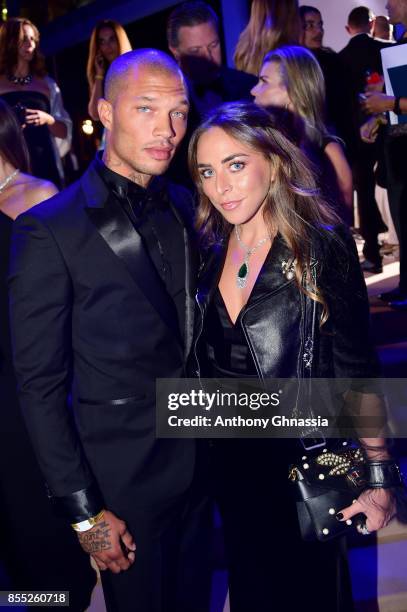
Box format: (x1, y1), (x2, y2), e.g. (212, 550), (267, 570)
(0, 18), (72, 188)
(300, 5), (357, 161)
(0, 98), (96, 609)
(362, 0), (407, 308)
(373, 15), (394, 41)
(167, 0), (255, 186)
(168, 1), (255, 119)
(234, 0), (301, 76)
(339, 6), (390, 274)
(251, 45), (353, 223)
(87, 19), (132, 121)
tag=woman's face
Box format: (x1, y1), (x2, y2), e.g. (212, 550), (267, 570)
(251, 61), (291, 109)
(196, 127), (272, 226)
(98, 27), (119, 63)
(18, 24), (36, 64)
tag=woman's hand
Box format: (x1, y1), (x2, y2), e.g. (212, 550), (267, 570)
(25, 108), (55, 127)
(337, 487), (396, 534)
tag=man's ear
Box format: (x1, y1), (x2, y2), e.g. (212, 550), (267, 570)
(345, 25), (351, 35)
(169, 45), (180, 62)
(98, 98), (113, 130)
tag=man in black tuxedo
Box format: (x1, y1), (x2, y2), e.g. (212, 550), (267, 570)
(339, 6), (390, 273)
(9, 49), (210, 612)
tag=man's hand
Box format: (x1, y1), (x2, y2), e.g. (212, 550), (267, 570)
(77, 509), (136, 573)
(361, 92), (395, 115)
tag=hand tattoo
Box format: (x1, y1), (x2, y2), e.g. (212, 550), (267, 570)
(78, 521), (112, 554)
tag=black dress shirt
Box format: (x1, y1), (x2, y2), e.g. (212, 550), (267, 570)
(94, 153), (186, 341)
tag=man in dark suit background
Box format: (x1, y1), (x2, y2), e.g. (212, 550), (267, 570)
(166, 1), (256, 187)
(167, 1), (256, 117)
(9, 49), (210, 612)
(299, 5), (357, 162)
(339, 6), (390, 273)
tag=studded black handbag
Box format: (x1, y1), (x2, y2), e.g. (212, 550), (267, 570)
(289, 441), (367, 541)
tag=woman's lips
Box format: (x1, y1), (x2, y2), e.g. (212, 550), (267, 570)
(220, 199), (243, 211)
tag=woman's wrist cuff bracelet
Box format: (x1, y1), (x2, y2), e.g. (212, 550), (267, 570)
(366, 460), (403, 488)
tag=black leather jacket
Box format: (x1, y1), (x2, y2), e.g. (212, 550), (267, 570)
(190, 225), (379, 382)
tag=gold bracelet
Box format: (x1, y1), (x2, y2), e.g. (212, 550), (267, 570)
(95, 75), (104, 81)
(71, 509), (105, 532)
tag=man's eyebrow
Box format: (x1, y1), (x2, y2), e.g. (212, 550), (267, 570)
(187, 38), (218, 50)
(133, 95), (156, 102)
(197, 153), (249, 168)
(132, 95), (189, 107)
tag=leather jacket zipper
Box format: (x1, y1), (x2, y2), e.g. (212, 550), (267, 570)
(193, 290), (204, 378)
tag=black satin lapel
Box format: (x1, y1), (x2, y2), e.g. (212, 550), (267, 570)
(183, 229), (199, 359)
(86, 194), (181, 343)
(166, 196), (199, 358)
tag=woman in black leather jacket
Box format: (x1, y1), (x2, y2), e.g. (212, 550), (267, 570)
(188, 101), (398, 611)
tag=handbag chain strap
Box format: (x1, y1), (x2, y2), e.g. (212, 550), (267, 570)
(300, 250), (326, 451)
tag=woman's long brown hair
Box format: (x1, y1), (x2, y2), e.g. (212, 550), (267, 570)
(188, 101), (341, 319)
(86, 20), (132, 89)
(0, 18), (46, 77)
(0, 99), (30, 173)
(234, 0), (301, 75)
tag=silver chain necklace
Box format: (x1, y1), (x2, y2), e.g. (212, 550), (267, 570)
(235, 225), (270, 289)
(0, 169), (19, 193)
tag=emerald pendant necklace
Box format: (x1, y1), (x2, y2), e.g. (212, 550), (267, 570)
(235, 225), (270, 289)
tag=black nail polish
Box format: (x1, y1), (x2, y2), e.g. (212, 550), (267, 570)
(336, 512), (344, 521)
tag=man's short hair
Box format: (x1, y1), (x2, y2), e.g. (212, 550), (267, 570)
(348, 6), (374, 28)
(104, 48), (184, 102)
(166, 1), (219, 49)
(299, 5), (321, 20)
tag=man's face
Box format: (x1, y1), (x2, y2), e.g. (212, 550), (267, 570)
(100, 67), (189, 186)
(386, 0), (407, 25)
(301, 10), (324, 49)
(170, 21), (222, 83)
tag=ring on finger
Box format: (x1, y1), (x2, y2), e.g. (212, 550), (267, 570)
(358, 522), (371, 536)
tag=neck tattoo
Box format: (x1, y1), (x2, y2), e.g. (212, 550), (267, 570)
(234, 224), (271, 289)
